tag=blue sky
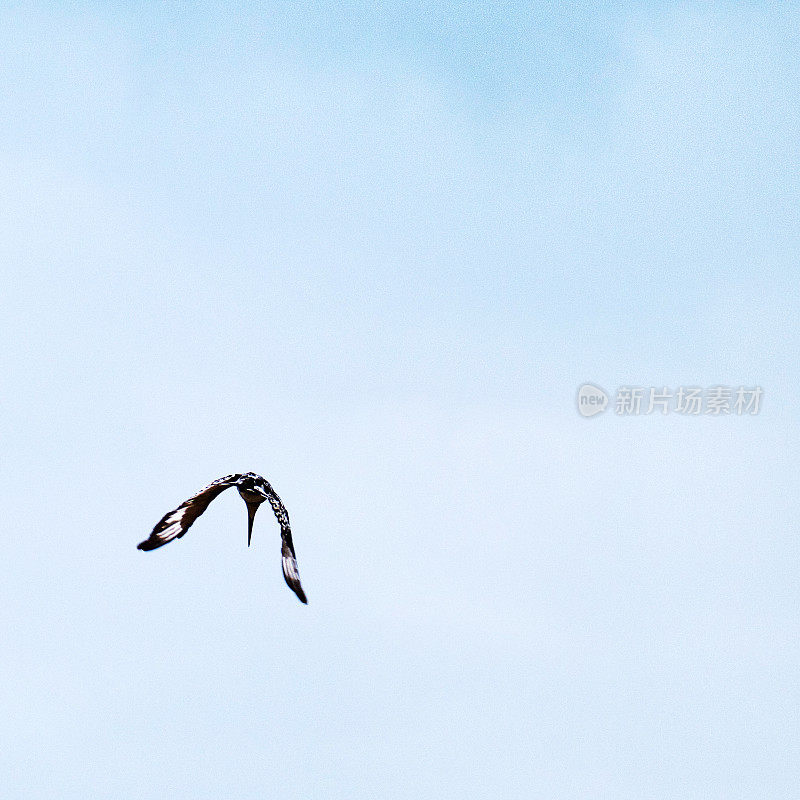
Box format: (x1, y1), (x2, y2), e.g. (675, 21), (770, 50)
(1, 4), (798, 798)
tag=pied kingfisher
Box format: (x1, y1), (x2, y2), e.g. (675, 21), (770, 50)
(137, 472), (307, 603)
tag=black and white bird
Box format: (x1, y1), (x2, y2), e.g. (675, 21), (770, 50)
(137, 472), (307, 604)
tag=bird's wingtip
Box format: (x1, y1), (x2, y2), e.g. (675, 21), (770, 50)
(137, 539), (157, 551)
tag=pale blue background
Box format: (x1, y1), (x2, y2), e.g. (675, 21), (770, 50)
(1, 4), (798, 798)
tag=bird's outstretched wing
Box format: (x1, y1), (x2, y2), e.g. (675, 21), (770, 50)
(281, 528), (307, 604)
(251, 476), (308, 604)
(137, 474), (242, 551)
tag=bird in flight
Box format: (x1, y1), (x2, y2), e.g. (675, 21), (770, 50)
(137, 472), (307, 603)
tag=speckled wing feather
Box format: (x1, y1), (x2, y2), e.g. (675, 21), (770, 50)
(280, 528), (307, 604)
(253, 477), (307, 604)
(137, 474), (242, 551)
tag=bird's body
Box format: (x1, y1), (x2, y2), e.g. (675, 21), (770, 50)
(137, 472), (307, 603)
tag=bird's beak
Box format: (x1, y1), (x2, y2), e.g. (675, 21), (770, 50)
(246, 502), (259, 547)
